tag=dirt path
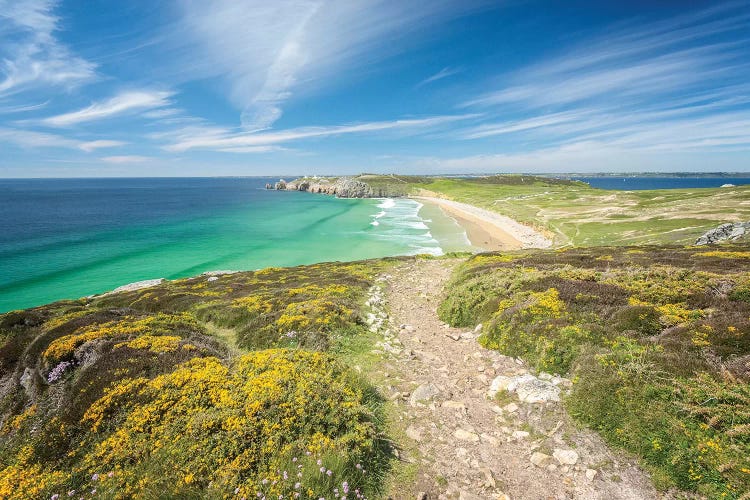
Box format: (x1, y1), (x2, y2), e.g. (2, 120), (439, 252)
(373, 259), (659, 500)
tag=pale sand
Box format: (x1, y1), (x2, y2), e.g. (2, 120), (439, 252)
(415, 196), (553, 250)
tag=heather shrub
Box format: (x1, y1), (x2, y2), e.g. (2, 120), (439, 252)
(441, 244), (750, 495)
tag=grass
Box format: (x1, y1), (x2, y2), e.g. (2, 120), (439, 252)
(0, 259), (401, 499)
(439, 243), (750, 498)
(412, 176), (750, 247)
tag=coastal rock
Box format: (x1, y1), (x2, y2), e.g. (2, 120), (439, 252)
(489, 373), (561, 403)
(487, 375), (512, 398)
(110, 278), (165, 294)
(553, 449), (579, 465)
(267, 175), (407, 198)
(454, 429), (480, 443)
(695, 221), (750, 245)
(201, 270), (239, 276)
(530, 452), (552, 467)
(409, 383), (441, 405)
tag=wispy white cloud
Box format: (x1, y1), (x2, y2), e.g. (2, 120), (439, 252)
(457, 1), (750, 156)
(0, 126), (79, 148)
(79, 140), (127, 152)
(40, 90), (173, 126)
(416, 66), (462, 88)
(0, 0), (96, 95)
(100, 155), (151, 164)
(163, 113), (479, 152)
(142, 108), (181, 119)
(176, 0), (491, 130)
(0, 127), (127, 152)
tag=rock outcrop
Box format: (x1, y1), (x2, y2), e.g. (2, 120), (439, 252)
(695, 221), (750, 245)
(269, 176), (387, 198)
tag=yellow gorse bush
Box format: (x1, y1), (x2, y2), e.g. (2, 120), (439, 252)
(76, 350), (378, 498)
(43, 312), (200, 362)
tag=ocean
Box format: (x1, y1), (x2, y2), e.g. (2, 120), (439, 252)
(0, 178), (472, 313)
(571, 176), (750, 190)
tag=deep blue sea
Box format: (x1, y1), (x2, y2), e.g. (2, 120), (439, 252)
(0, 177), (471, 312)
(570, 176), (750, 190)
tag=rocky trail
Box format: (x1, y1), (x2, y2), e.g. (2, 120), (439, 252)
(368, 259), (659, 500)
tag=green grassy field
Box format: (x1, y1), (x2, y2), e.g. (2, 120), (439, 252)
(414, 177), (750, 246)
(338, 174), (750, 247)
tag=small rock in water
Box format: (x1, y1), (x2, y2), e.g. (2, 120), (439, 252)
(553, 448), (579, 465)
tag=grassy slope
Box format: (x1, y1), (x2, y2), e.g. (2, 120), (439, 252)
(439, 244), (750, 497)
(414, 177), (750, 247)
(0, 259), (401, 499)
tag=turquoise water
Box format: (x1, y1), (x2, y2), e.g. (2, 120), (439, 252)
(0, 178), (471, 312)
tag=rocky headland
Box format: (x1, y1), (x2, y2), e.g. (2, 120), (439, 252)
(266, 175), (407, 198)
(266, 176), (377, 198)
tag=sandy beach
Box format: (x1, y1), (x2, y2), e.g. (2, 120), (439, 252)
(415, 196), (553, 250)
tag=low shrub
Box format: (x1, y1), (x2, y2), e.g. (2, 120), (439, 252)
(441, 244), (750, 495)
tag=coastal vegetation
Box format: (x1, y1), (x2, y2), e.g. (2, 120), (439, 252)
(278, 174), (750, 247)
(439, 243), (750, 497)
(0, 260), (396, 499)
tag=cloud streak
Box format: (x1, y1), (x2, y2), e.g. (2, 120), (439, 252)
(40, 90), (173, 126)
(176, 0), (491, 130)
(164, 113), (479, 152)
(416, 66), (462, 88)
(457, 1), (750, 156)
(0, 0), (96, 95)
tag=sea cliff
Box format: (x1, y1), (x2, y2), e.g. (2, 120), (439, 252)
(266, 174), (409, 198)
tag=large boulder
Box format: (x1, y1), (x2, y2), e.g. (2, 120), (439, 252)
(696, 222), (750, 245)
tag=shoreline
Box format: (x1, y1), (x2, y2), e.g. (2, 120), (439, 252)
(414, 196), (553, 250)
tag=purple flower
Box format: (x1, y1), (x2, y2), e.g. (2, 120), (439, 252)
(292, 457), (297, 462)
(342, 481), (349, 494)
(326, 470), (332, 476)
(316, 459), (322, 466)
(51, 495), (59, 500)
(48, 361), (74, 383)
(319, 467), (326, 473)
(67, 491), (75, 497)
(91, 473), (99, 481)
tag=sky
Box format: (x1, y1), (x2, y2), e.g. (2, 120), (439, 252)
(0, 0), (749, 177)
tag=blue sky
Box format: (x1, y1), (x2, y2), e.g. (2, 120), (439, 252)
(0, 0), (749, 177)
